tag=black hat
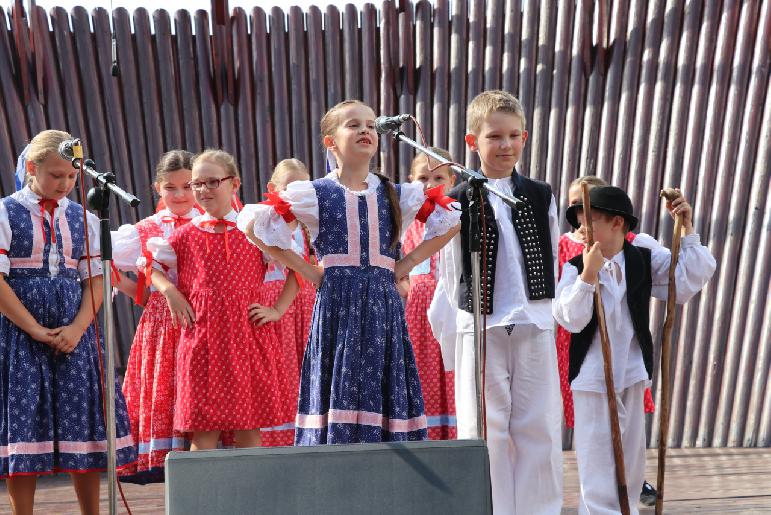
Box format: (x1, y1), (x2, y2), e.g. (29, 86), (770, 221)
(566, 186), (638, 232)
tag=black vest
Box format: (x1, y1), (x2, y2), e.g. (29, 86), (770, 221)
(450, 171), (555, 314)
(568, 241), (654, 382)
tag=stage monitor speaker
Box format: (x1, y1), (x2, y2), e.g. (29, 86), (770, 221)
(166, 439), (491, 515)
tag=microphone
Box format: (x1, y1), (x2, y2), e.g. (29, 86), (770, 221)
(374, 114), (411, 134)
(58, 138), (83, 161)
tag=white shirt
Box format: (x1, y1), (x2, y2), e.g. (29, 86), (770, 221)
(0, 186), (102, 279)
(553, 233), (716, 393)
(455, 179), (560, 333)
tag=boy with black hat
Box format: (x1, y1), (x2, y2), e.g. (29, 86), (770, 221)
(553, 186), (715, 514)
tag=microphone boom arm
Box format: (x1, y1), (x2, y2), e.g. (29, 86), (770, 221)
(383, 129), (526, 211)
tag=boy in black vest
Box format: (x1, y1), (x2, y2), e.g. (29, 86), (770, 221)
(553, 186), (715, 514)
(430, 90), (563, 514)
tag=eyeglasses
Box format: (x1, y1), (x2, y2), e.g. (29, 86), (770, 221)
(188, 176), (235, 191)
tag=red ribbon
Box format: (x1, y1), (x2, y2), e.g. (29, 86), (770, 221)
(133, 247), (156, 305)
(38, 199), (58, 245)
(199, 219), (237, 261)
(0, 249), (7, 255)
(416, 184), (455, 223)
(160, 214), (193, 229)
(111, 262), (122, 285)
(260, 192), (296, 223)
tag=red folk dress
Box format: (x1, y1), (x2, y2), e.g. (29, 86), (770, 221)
(402, 220), (457, 440)
(112, 209), (198, 483)
(151, 212), (295, 432)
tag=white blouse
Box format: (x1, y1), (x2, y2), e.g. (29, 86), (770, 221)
(111, 208), (201, 273)
(236, 171), (461, 251)
(0, 186), (102, 280)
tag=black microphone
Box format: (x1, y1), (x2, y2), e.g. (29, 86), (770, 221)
(58, 138), (82, 161)
(374, 114), (411, 134)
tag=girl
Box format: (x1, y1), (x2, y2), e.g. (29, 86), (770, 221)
(149, 150), (296, 451)
(239, 100), (461, 445)
(111, 150), (200, 483)
(252, 159), (315, 447)
(558, 176), (657, 506)
(402, 149), (458, 440)
(0, 130), (135, 514)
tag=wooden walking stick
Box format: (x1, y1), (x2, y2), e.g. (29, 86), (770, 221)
(581, 182), (631, 515)
(655, 188), (684, 515)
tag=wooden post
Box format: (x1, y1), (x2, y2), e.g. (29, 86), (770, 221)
(581, 181), (631, 515)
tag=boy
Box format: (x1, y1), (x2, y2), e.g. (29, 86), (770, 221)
(430, 90), (563, 514)
(553, 186), (715, 514)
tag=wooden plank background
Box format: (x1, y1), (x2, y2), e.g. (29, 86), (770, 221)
(0, 0), (768, 449)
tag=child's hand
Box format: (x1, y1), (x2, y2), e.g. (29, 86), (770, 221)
(28, 324), (57, 346)
(396, 276), (410, 299)
(666, 189), (694, 233)
(163, 288), (195, 328)
(394, 257), (414, 284)
(248, 303), (282, 326)
(580, 242), (604, 284)
(49, 324), (87, 354)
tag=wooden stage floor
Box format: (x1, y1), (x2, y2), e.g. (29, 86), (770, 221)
(1, 448), (769, 513)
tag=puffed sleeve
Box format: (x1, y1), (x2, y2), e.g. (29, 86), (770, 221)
(146, 236), (177, 272)
(428, 231), (463, 371)
(552, 262), (595, 333)
(237, 180), (320, 250)
(398, 182), (461, 241)
(110, 223), (142, 272)
(0, 202), (10, 275)
(78, 211), (104, 280)
(633, 232), (716, 303)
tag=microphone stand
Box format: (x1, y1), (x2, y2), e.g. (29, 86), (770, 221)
(67, 148), (140, 515)
(381, 127), (524, 439)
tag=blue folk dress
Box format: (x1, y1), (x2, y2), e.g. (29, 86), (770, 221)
(239, 172), (460, 445)
(0, 186), (135, 477)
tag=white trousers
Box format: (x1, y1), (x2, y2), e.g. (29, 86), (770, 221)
(573, 381), (647, 515)
(455, 325), (563, 515)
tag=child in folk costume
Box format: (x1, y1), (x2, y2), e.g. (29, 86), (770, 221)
(553, 186), (715, 514)
(110, 150), (199, 483)
(252, 159), (317, 371)
(403, 148), (457, 440)
(239, 100), (461, 445)
(149, 150), (298, 451)
(430, 91), (563, 514)
(557, 176), (658, 506)
(0, 130), (135, 514)
(251, 158), (314, 447)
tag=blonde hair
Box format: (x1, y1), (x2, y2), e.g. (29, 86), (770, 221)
(191, 149), (240, 178)
(466, 90), (526, 134)
(22, 130), (72, 186)
(409, 147), (453, 177)
(26, 130), (72, 165)
(270, 158), (310, 188)
(569, 175), (608, 190)
(319, 99), (372, 142)
(155, 150), (193, 183)
(319, 100), (402, 249)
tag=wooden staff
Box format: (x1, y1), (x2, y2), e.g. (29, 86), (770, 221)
(581, 182), (630, 515)
(655, 188), (684, 515)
